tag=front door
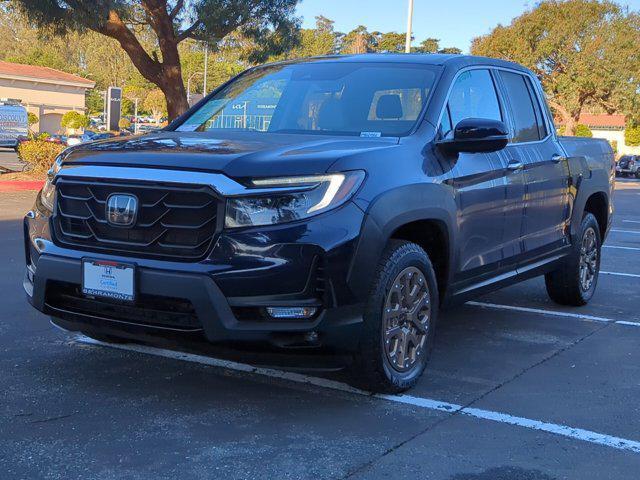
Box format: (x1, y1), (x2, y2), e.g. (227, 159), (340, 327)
(440, 69), (517, 283)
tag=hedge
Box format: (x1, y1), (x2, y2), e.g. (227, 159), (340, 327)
(17, 140), (65, 175)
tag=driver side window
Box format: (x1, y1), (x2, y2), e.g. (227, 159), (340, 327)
(443, 69), (502, 138)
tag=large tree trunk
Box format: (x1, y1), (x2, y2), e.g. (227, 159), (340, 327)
(159, 64), (190, 121)
(100, 7), (190, 122)
(548, 100), (576, 136)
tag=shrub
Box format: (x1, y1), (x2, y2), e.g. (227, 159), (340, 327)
(625, 125), (640, 147)
(574, 124), (593, 138)
(61, 111), (89, 130)
(27, 112), (38, 126)
(17, 140), (65, 175)
(119, 117), (131, 129)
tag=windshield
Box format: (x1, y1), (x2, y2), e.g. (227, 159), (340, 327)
(175, 62), (439, 137)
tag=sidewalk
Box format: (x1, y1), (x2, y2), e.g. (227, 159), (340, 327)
(0, 149), (27, 173)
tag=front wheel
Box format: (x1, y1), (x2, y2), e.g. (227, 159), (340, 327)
(545, 213), (601, 306)
(351, 240), (439, 393)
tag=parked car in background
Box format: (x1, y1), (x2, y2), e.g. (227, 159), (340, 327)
(24, 55), (614, 393)
(616, 155), (639, 178)
(0, 99), (28, 150)
(44, 134), (67, 145)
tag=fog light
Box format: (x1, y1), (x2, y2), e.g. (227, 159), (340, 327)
(266, 307), (317, 319)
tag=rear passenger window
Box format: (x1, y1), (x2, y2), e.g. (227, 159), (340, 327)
(447, 70), (502, 129)
(499, 71), (547, 143)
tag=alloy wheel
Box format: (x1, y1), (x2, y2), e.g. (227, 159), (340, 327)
(383, 266), (431, 373)
(579, 226), (598, 292)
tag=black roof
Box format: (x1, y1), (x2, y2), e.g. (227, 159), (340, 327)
(265, 53), (532, 75)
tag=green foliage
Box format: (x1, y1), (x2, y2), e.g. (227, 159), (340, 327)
(27, 112), (38, 126)
(119, 117), (131, 129)
(625, 125), (640, 147)
(143, 89), (168, 124)
(17, 140), (65, 174)
(471, 0), (640, 129)
(574, 124), (593, 137)
(411, 38), (462, 54)
(61, 111), (89, 130)
(609, 140), (618, 154)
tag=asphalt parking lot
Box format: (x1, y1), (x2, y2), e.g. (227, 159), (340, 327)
(1, 180), (640, 479)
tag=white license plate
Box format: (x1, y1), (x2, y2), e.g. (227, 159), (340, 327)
(82, 260), (135, 302)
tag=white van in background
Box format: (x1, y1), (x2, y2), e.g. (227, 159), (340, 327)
(0, 99), (28, 150)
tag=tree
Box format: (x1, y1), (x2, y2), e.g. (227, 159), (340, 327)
(374, 32), (407, 53)
(144, 89), (168, 125)
(341, 26), (375, 54)
(61, 111), (89, 130)
(13, 0), (302, 121)
(625, 124), (640, 147)
(575, 124), (593, 138)
(415, 38), (440, 54)
(27, 112), (38, 126)
(471, 0), (640, 136)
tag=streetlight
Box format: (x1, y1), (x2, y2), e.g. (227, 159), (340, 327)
(203, 44), (209, 96)
(405, 0), (414, 53)
(187, 71), (203, 105)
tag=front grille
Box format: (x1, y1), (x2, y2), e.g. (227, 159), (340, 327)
(53, 178), (221, 260)
(46, 281), (202, 331)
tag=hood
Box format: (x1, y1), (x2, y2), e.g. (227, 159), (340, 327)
(61, 131), (400, 178)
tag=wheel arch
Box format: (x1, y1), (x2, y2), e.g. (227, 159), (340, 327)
(347, 184), (456, 303)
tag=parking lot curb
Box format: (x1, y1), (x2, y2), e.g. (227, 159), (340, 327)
(0, 180), (44, 192)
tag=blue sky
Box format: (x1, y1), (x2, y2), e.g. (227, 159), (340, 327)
(296, 0), (640, 53)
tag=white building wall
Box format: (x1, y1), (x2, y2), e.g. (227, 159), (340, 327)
(590, 128), (640, 157)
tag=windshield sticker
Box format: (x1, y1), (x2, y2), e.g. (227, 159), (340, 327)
(360, 131), (382, 138)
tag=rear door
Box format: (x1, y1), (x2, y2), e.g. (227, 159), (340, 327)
(497, 70), (571, 261)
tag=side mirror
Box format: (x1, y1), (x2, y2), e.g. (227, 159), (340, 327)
(438, 118), (509, 154)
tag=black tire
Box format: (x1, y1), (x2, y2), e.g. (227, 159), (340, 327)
(545, 213), (601, 306)
(635, 171), (640, 180)
(351, 240), (439, 393)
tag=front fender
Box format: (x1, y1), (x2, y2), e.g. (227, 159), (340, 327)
(347, 183), (456, 302)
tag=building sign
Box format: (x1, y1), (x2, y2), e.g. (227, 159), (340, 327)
(106, 87), (122, 132)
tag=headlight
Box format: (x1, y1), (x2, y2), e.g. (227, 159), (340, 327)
(225, 171), (365, 228)
(39, 157), (62, 212)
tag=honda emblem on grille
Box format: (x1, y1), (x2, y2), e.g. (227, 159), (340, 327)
(106, 194), (138, 227)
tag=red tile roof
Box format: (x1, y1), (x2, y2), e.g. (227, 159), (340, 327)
(578, 114), (626, 128)
(0, 61), (94, 87)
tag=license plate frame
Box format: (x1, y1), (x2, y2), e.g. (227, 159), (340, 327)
(82, 259), (136, 302)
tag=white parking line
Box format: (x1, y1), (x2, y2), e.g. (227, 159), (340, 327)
(611, 229), (640, 234)
(604, 245), (640, 251)
(75, 335), (640, 454)
(622, 220), (640, 224)
(466, 301), (640, 327)
(601, 271), (640, 278)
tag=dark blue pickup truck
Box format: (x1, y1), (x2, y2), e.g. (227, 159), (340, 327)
(24, 54), (614, 392)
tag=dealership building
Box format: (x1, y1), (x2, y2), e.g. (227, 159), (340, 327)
(0, 60), (94, 134)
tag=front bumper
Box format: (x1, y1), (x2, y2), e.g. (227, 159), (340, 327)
(24, 200), (367, 352)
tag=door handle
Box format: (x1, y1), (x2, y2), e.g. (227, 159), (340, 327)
(507, 160), (524, 171)
(551, 154), (567, 163)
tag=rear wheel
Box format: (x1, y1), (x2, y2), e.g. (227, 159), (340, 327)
(352, 240), (439, 393)
(545, 213), (601, 306)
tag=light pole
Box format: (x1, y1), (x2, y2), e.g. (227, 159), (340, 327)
(203, 44), (209, 96)
(132, 97), (139, 134)
(187, 71), (203, 105)
(405, 0), (414, 53)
